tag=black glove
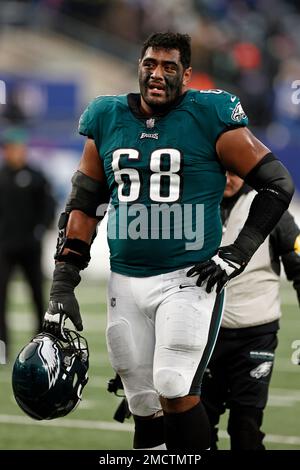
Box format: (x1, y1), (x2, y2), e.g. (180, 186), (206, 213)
(187, 244), (249, 294)
(107, 373), (124, 396)
(113, 398), (132, 423)
(43, 263), (82, 339)
(107, 374), (132, 423)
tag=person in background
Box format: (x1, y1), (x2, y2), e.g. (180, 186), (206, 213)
(201, 171), (300, 450)
(0, 128), (56, 361)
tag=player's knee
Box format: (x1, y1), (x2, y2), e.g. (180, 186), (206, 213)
(154, 368), (188, 399)
(106, 319), (137, 374)
(129, 391), (161, 417)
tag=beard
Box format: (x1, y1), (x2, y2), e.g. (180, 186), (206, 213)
(139, 71), (183, 113)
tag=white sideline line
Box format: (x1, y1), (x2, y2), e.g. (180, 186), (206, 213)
(0, 414), (300, 447)
(217, 430), (300, 446)
(0, 414), (133, 432)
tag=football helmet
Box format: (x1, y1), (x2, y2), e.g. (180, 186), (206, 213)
(12, 329), (89, 420)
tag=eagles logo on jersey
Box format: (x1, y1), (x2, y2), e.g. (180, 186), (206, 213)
(231, 101), (247, 122)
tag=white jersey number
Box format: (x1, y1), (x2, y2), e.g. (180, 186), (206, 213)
(112, 148), (181, 203)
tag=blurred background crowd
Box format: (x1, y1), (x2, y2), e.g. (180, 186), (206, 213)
(0, 0), (299, 275)
(60, 0), (300, 128)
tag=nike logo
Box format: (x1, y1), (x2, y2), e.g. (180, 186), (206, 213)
(179, 284), (194, 289)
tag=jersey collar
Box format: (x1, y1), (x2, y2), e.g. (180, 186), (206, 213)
(127, 92), (187, 121)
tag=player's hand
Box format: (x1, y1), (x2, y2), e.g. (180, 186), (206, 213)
(187, 244), (248, 294)
(43, 263), (82, 339)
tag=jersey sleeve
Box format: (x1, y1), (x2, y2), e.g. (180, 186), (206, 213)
(78, 100), (97, 138)
(212, 91), (249, 140)
(78, 96), (107, 140)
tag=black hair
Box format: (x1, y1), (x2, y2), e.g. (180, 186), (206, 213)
(140, 32), (191, 69)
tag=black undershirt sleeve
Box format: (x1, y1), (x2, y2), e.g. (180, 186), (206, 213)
(232, 153), (295, 261)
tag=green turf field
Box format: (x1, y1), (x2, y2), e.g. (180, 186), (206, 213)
(0, 277), (299, 450)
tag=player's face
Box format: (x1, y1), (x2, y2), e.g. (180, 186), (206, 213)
(139, 47), (191, 114)
(224, 172), (244, 198)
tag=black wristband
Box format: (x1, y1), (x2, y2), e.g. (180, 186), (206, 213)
(55, 252), (90, 270)
(55, 237), (91, 270)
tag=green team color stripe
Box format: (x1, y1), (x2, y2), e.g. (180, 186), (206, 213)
(190, 289), (225, 394)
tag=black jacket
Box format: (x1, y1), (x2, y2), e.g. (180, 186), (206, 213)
(0, 163), (56, 251)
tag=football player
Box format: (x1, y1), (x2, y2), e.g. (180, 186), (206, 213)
(43, 32), (294, 450)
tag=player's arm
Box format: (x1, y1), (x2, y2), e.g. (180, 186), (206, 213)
(217, 127), (294, 254)
(187, 127), (295, 293)
(43, 138), (110, 338)
(63, 137), (109, 250)
(271, 211), (300, 306)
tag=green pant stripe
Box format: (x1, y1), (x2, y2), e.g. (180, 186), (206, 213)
(189, 290), (225, 395)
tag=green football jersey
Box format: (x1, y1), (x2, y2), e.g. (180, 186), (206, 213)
(79, 89), (248, 277)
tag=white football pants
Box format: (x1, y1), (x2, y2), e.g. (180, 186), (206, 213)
(106, 267), (225, 416)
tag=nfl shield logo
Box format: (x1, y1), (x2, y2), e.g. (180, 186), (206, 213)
(146, 118), (155, 128)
